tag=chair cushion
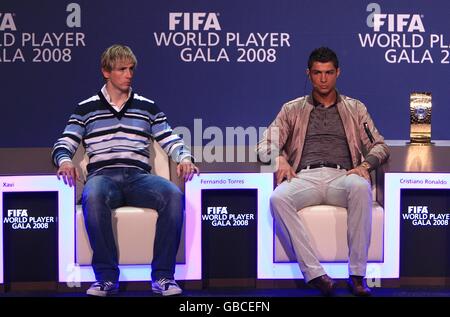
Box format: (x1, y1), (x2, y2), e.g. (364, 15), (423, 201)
(76, 205), (158, 265)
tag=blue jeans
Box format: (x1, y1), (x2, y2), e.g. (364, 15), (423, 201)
(81, 167), (184, 282)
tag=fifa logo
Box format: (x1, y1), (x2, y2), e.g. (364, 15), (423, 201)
(207, 207), (228, 214)
(0, 13), (16, 31)
(366, 3), (425, 32)
(169, 12), (221, 31)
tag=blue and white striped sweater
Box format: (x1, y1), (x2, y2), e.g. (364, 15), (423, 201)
(52, 91), (192, 174)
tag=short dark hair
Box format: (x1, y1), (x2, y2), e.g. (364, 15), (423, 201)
(307, 47), (339, 69)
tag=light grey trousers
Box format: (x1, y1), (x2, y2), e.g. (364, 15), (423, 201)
(270, 167), (372, 282)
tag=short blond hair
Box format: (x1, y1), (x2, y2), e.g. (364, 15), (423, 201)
(101, 44), (137, 72)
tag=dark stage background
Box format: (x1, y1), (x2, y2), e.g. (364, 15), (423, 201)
(1, 0), (449, 147)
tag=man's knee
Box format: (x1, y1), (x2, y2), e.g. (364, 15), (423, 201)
(158, 182), (184, 221)
(164, 182), (184, 202)
(82, 185), (106, 205)
(81, 185), (108, 207)
(82, 175), (114, 203)
(81, 191), (106, 226)
(347, 175), (371, 195)
(270, 189), (288, 212)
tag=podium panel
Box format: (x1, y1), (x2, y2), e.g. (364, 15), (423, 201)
(0, 175), (75, 285)
(400, 187), (450, 277)
(3, 191), (58, 283)
(185, 172), (273, 283)
(201, 188), (258, 281)
(385, 172), (450, 279)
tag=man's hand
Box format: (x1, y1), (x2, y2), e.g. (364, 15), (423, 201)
(275, 156), (297, 185)
(177, 158), (200, 182)
(346, 162), (371, 181)
(56, 161), (80, 187)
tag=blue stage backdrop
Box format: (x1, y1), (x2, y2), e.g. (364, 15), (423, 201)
(1, 0), (449, 147)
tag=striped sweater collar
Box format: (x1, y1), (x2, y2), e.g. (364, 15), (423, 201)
(97, 89), (135, 119)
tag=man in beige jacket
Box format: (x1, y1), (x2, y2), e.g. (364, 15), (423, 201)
(257, 47), (389, 296)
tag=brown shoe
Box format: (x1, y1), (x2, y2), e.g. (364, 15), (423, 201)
(348, 275), (372, 296)
(308, 274), (336, 296)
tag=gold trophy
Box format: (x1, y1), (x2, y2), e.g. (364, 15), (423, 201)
(409, 92), (432, 144)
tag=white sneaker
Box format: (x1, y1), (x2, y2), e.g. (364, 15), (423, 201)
(86, 281), (119, 297)
(151, 278), (182, 296)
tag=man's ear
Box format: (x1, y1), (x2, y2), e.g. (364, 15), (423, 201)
(336, 67), (341, 78)
(101, 68), (110, 80)
(306, 68), (310, 79)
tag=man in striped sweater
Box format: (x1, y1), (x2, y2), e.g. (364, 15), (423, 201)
(52, 44), (199, 297)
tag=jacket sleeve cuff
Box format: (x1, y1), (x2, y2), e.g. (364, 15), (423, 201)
(364, 155), (379, 171)
(178, 154), (195, 164)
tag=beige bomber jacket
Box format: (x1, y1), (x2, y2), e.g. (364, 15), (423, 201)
(256, 94), (390, 172)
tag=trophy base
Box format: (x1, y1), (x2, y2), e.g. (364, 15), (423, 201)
(406, 141), (435, 146)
